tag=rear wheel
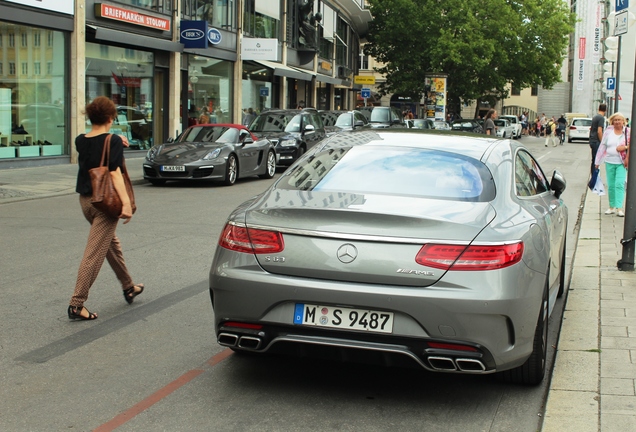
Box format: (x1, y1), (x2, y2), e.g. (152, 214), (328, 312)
(223, 154), (238, 186)
(499, 279), (548, 385)
(259, 150), (276, 179)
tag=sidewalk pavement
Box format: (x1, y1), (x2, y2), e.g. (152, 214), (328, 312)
(1, 160), (635, 431)
(542, 190), (636, 432)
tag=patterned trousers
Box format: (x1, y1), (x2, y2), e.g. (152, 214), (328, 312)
(70, 195), (133, 307)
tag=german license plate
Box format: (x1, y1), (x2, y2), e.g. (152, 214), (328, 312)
(161, 165), (185, 172)
(293, 304), (394, 334)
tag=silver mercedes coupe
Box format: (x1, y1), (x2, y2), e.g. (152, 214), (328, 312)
(209, 129), (568, 385)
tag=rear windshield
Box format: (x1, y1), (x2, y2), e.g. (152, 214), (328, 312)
(572, 119), (592, 126)
(276, 145), (495, 201)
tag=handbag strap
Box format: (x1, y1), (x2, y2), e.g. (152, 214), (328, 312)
(100, 134), (112, 168)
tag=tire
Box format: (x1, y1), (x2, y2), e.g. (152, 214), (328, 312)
(568, 138), (572, 143)
(558, 236), (567, 298)
(259, 150), (276, 179)
(499, 279), (548, 385)
(149, 179), (166, 186)
(223, 154), (238, 186)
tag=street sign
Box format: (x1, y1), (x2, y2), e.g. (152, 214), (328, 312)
(616, 0), (628, 12)
(259, 87), (269, 97)
(361, 88), (371, 99)
(607, 77), (616, 91)
(354, 75), (375, 85)
(614, 10), (628, 36)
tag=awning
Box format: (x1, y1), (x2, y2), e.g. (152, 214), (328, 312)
(314, 74), (346, 86)
(253, 60), (313, 81)
(87, 25), (184, 52)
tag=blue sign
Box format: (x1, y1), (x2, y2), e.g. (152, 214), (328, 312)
(361, 88), (371, 98)
(208, 28), (222, 45)
(616, 0), (628, 12)
(260, 87), (269, 97)
(607, 77), (616, 91)
(180, 21), (208, 49)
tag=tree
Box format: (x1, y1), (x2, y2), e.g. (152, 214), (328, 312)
(364, 0), (576, 116)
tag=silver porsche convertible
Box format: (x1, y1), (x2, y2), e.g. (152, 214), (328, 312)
(209, 129), (568, 385)
(143, 124), (276, 186)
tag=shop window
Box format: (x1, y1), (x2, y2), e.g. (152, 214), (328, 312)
(187, 56), (234, 126)
(100, 45), (109, 57)
(0, 24), (68, 159)
(182, 0), (237, 30)
(117, 0), (171, 14)
(85, 42), (155, 150)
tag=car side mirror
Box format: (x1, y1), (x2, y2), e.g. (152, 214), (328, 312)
(303, 124), (315, 133)
(167, 137), (174, 143)
(354, 120), (364, 128)
(550, 170), (566, 198)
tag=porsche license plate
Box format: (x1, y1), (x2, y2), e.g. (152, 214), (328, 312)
(161, 165), (185, 172)
(293, 304), (394, 333)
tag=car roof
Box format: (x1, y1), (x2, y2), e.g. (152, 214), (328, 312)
(318, 129), (499, 160)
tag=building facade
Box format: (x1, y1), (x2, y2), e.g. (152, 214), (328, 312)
(0, 0), (371, 166)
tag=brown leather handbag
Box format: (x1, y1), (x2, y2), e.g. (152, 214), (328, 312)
(89, 134), (136, 218)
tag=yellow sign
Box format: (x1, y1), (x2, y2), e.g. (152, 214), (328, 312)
(354, 75), (376, 85)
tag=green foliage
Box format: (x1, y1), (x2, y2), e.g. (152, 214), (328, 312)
(365, 0), (576, 110)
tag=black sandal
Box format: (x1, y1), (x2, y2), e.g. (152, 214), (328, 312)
(68, 305), (98, 320)
(123, 283), (144, 304)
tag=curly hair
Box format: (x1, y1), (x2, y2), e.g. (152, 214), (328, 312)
(85, 96), (117, 126)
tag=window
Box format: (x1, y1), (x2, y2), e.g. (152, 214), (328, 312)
(531, 85), (538, 96)
(9, 33), (15, 47)
(34, 62), (41, 75)
(335, 17), (348, 65)
(109, 0), (171, 13)
(100, 45), (109, 57)
(48, 31), (54, 46)
(47, 62), (53, 75)
(511, 84), (520, 96)
(0, 64), (3, 75)
(21, 32), (28, 47)
(21, 62), (28, 75)
(9, 62), (15, 75)
(33, 32), (41, 47)
(515, 150), (549, 196)
(359, 54), (369, 70)
(318, 26), (333, 60)
(243, 0), (279, 37)
(182, 0), (236, 30)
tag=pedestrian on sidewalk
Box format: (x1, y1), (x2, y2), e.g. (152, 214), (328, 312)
(68, 96), (144, 321)
(595, 112), (630, 218)
(589, 103), (607, 175)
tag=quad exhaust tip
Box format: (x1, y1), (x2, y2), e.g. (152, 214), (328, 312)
(218, 333), (263, 351)
(428, 356), (486, 373)
(218, 333), (239, 347)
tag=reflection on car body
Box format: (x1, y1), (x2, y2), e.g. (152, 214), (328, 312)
(209, 129), (568, 385)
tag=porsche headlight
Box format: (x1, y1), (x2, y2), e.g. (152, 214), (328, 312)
(202, 148), (222, 160)
(278, 138), (298, 147)
(146, 146), (159, 162)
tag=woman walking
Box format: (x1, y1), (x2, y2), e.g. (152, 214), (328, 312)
(483, 109), (497, 135)
(595, 112), (630, 218)
(69, 96), (144, 320)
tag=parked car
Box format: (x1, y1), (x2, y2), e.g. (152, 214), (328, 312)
(209, 129), (568, 385)
(143, 124), (276, 186)
(494, 119), (515, 138)
(357, 106), (406, 128)
(319, 110), (370, 136)
(500, 115), (522, 139)
(568, 118), (592, 143)
(433, 120), (451, 130)
(451, 119), (484, 134)
(406, 118), (435, 129)
(249, 108), (326, 166)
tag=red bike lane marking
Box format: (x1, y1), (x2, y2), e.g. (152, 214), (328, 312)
(94, 349), (233, 432)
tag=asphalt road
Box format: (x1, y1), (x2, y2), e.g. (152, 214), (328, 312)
(0, 135), (593, 431)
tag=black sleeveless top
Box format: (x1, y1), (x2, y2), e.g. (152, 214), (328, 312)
(75, 133), (124, 196)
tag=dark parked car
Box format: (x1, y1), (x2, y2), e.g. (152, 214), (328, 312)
(143, 124), (276, 186)
(209, 129), (568, 385)
(451, 119), (484, 134)
(320, 110), (370, 135)
(248, 108), (326, 166)
(357, 106), (406, 128)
